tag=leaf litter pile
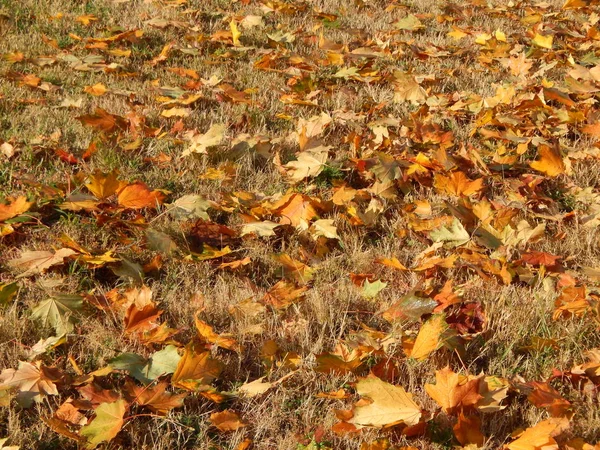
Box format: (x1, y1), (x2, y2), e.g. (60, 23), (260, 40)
(2, 0), (600, 448)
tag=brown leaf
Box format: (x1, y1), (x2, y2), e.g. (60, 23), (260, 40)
(124, 380), (186, 415)
(77, 108), (127, 133)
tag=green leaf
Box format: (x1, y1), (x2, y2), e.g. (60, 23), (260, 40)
(80, 399), (126, 449)
(145, 345), (181, 380)
(383, 294), (438, 322)
(145, 229), (178, 254)
(0, 282), (18, 306)
(111, 258), (144, 284)
(30, 294), (83, 335)
(109, 353), (150, 384)
(430, 218), (470, 247)
(168, 194), (212, 220)
(361, 279), (387, 299)
(395, 14), (424, 31)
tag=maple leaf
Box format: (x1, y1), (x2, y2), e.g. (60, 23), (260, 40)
(31, 294), (83, 335)
(85, 170), (123, 199)
(408, 314), (448, 360)
(309, 219), (339, 240)
(230, 20), (241, 46)
(283, 146), (329, 183)
(532, 33), (553, 49)
(506, 418), (569, 450)
(262, 280), (308, 309)
(124, 380), (186, 415)
(272, 253), (314, 284)
(425, 366), (482, 414)
(348, 375), (421, 428)
(195, 315), (242, 353)
(84, 83), (107, 96)
(182, 124), (226, 156)
(430, 218), (471, 247)
(241, 221), (280, 237)
(271, 192), (318, 228)
(0, 361), (61, 406)
(171, 343), (223, 390)
(210, 410), (247, 432)
(168, 194), (213, 220)
(525, 381), (572, 417)
(80, 399), (127, 449)
(529, 145), (567, 177)
(238, 377), (275, 397)
(434, 172), (483, 197)
(454, 413), (485, 447)
(77, 108), (127, 133)
(393, 71), (427, 104)
(9, 248), (77, 278)
(0, 196), (32, 222)
(117, 183), (166, 209)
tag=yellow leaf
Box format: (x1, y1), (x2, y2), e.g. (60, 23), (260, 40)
(230, 20), (241, 47)
(80, 400), (126, 449)
(348, 375), (421, 427)
(532, 33), (553, 49)
(409, 314), (447, 360)
(507, 418), (569, 450)
(529, 145), (566, 177)
(84, 83), (107, 96)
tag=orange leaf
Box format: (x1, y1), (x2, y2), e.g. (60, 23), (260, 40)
(434, 172), (483, 197)
(529, 145), (566, 177)
(194, 315), (242, 353)
(507, 418), (569, 450)
(84, 83), (107, 96)
(171, 343), (223, 391)
(210, 410), (247, 432)
(77, 108), (127, 133)
(0, 196), (32, 222)
(425, 366), (482, 414)
(271, 192), (318, 227)
(408, 314), (447, 361)
(454, 413), (485, 446)
(117, 183), (166, 209)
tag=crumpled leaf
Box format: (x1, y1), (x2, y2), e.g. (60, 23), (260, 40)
(9, 248), (77, 278)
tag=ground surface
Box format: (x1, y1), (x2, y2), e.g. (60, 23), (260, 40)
(1, 0), (600, 449)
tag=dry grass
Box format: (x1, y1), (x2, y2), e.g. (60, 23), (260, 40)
(1, 0), (600, 449)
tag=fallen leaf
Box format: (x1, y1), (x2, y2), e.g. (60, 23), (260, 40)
(210, 410), (247, 432)
(425, 366), (482, 414)
(348, 375), (421, 427)
(80, 399), (127, 449)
